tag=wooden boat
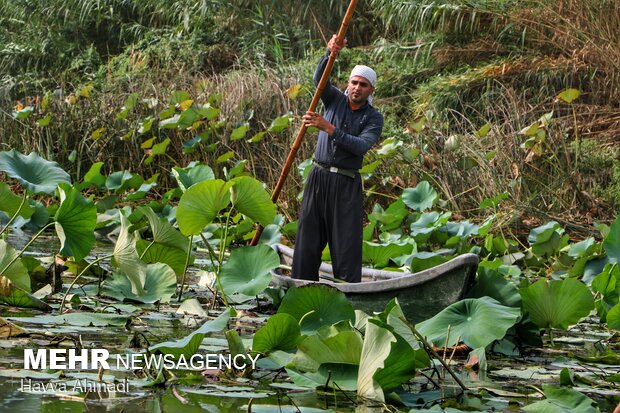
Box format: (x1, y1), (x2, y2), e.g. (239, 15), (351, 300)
(270, 244), (479, 322)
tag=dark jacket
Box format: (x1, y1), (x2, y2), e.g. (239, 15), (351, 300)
(312, 51), (384, 170)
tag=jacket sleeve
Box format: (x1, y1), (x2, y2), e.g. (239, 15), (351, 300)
(331, 112), (384, 156)
(314, 50), (341, 107)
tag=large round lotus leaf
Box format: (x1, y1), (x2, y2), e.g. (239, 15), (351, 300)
(177, 179), (232, 236)
(402, 181), (438, 212)
(219, 244), (280, 298)
(278, 285), (356, 335)
(230, 176), (276, 227)
(520, 278), (594, 330)
(252, 313), (301, 355)
(0, 150), (70, 194)
(417, 296), (521, 348)
(55, 185), (97, 262)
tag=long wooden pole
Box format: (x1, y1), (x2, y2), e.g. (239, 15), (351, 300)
(251, 0), (358, 246)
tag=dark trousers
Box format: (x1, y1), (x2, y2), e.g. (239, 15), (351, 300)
(292, 166), (363, 282)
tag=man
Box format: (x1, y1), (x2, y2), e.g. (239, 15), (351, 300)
(292, 35), (384, 283)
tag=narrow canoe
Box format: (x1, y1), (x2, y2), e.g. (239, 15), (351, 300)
(270, 244), (479, 322)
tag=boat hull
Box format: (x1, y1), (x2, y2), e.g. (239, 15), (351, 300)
(270, 244), (478, 322)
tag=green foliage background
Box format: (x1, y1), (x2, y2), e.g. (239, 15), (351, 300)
(1, 0), (619, 225)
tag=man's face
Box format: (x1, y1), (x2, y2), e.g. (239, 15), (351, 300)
(346, 76), (375, 106)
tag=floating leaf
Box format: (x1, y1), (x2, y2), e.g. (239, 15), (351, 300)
(417, 296), (521, 348)
(0, 150), (71, 194)
(0, 316), (26, 338)
(402, 181), (438, 212)
(219, 245), (280, 299)
(520, 278), (594, 330)
(278, 285), (355, 335)
(522, 385), (598, 412)
(149, 309), (231, 360)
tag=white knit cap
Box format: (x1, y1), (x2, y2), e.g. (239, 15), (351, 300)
(349, 65), (377, 86)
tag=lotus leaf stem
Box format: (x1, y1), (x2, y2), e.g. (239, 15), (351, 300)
(59, 254), (113, 313)
(177, 235), (193, 302)
(0, 222), (54, 276)
(409, 323), (468, 392)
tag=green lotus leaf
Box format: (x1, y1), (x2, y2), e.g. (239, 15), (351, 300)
(0, 240), (30, 291)
(171, 162), (215, 192)
(372, 330), (429, 394)
(0, 183), (34, 219)
(55, 185), (97, 262)
(80, 161), (106, 189)
(149, 308), (232, 360)
(606, 303), (620, 330)
(230, 176), (276, 228)
(468, 267), (522, 308)
(520, 278), (594, 330)
(603, 215), (620, 263)
(112, 214), (146, 295)
(402, 181), (438, 212)
(252, 313), (301, 355)
(286, 364), (359, 391)
(219, 244), (280, 298)
(137, 240), (189, 276)
(293, 322), (362, 373)
(102, 262), (177, 304)
(0, 150), (70, 194)
(140, 206), (190, 252)
(417, 296), (521, 348)
(368, 198), (408, 231)
(0, 277), (50, 310)
(105, 170), (144, 193)
(522, 384), (598, 413)
(357, 320), (397, 402)
(362, 241), (413, 268)
(278, 285), (356, 335)
(528, 221), (569, 257)
(177, 179), (233, 236)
